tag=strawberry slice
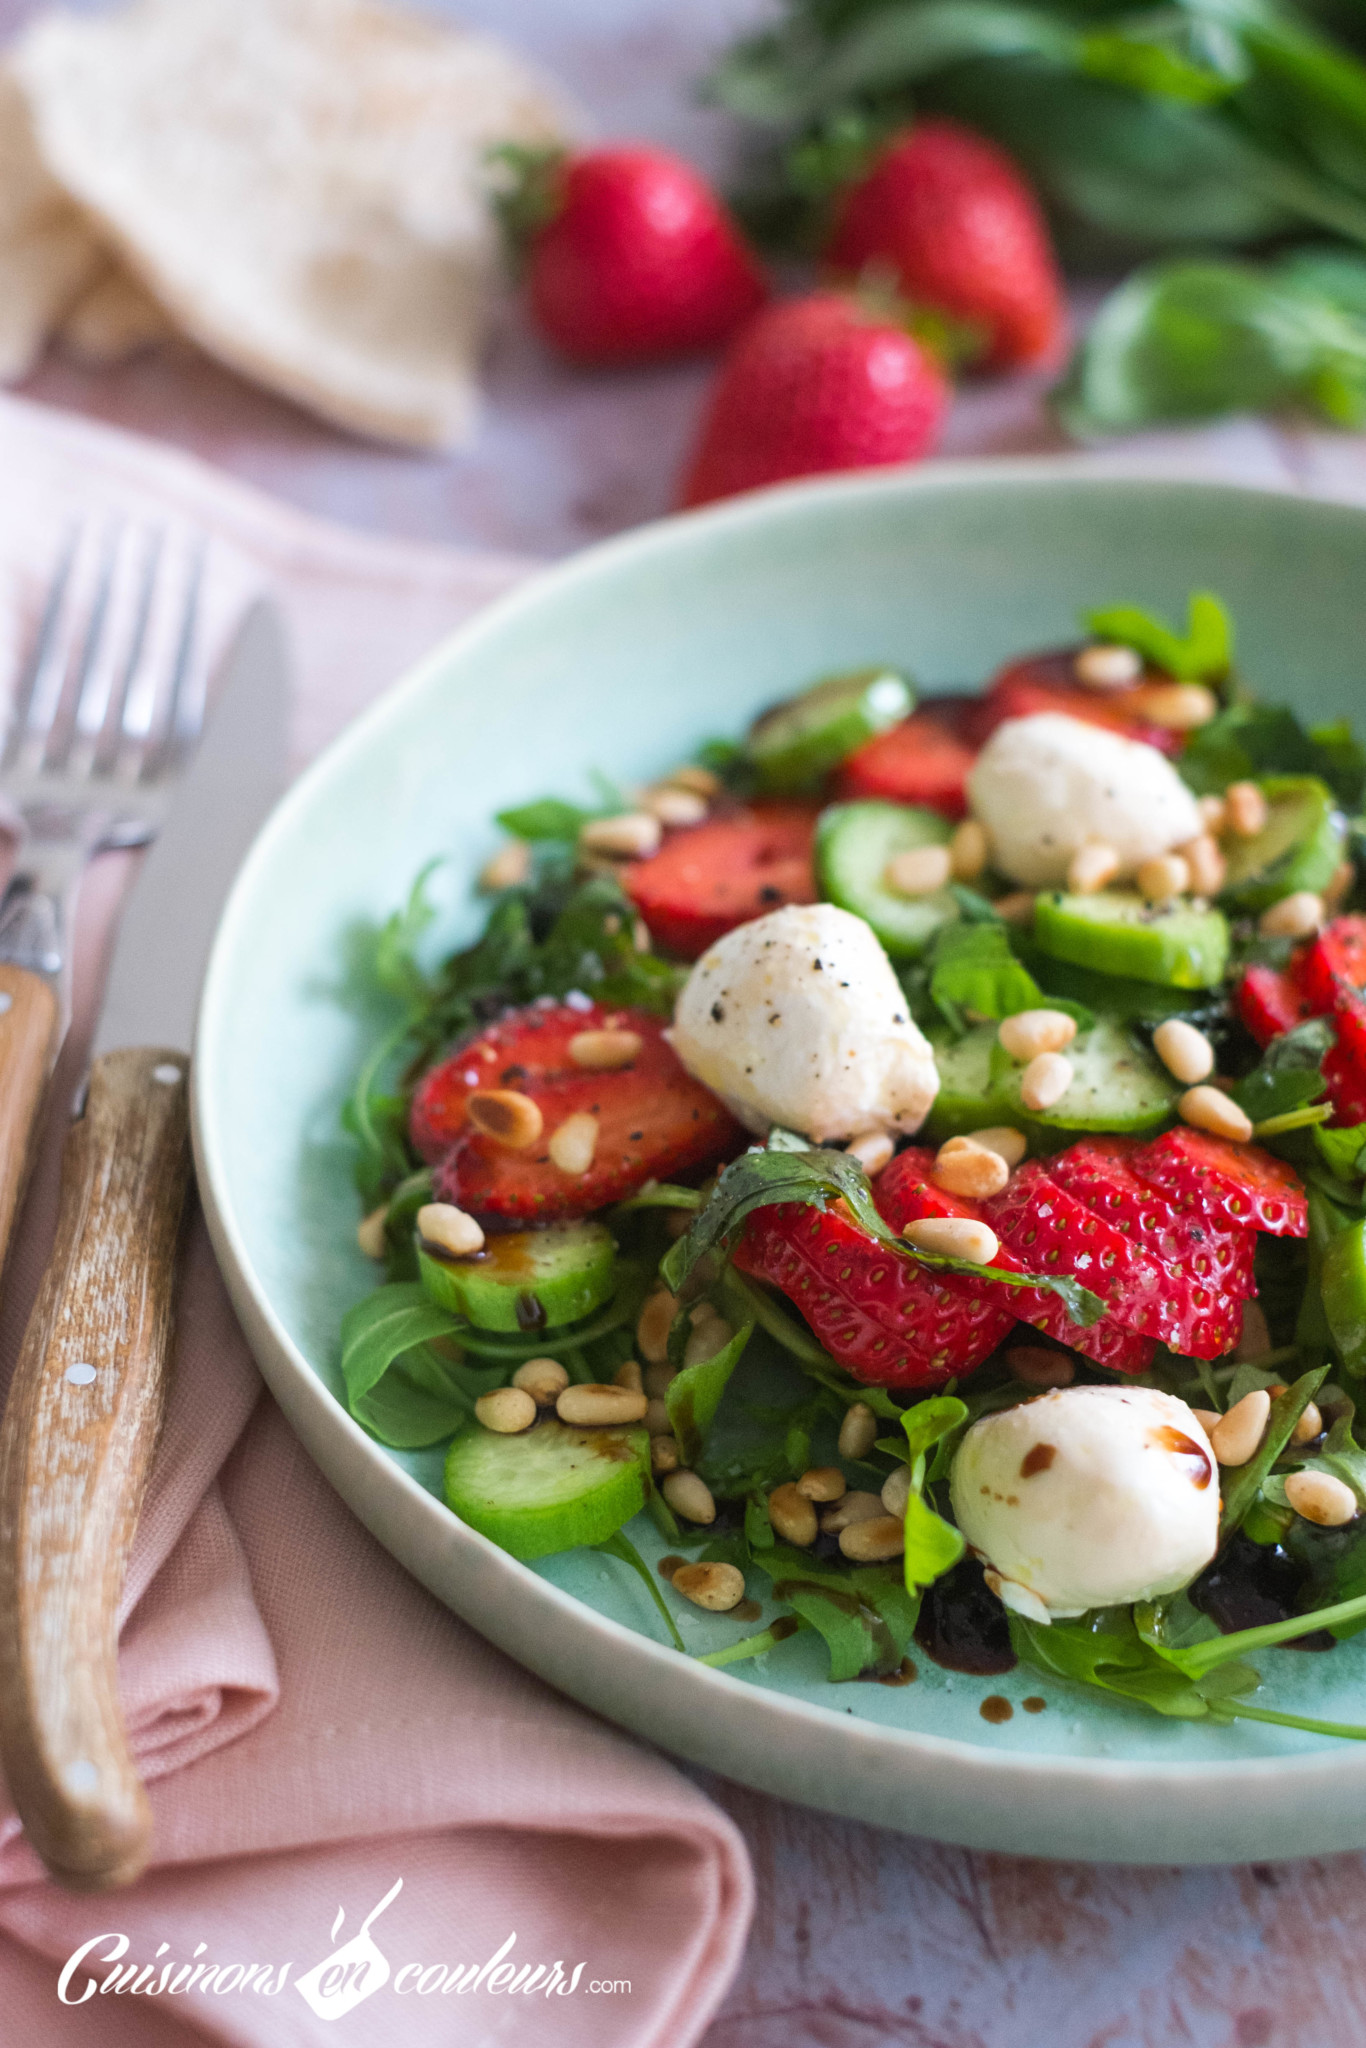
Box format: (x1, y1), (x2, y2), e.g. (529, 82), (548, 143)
(412, 1000), (741, 1223)
(1297, 915), (1366, 1014)
(1237, 963), (1313, 1048)
(834, 704), (977, 817)
(1130, 1127), (1308, 1238)
(974, 650), (1180, 755)
(1325, 986), (1366, 1126)
(1046, 1138), (1257, 1300)
(624, 802), (817, 959)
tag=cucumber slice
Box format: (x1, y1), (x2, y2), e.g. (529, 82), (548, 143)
(1024, 946), (1227, 1026)
(816, 800), (956, 958)
(444, 1417), (649, 1561)
(1033, 890), (1229, 989)
(418, 1220), (616, 1334)
(925, 1019), (1178, 1144)
(1220, 775), (1346, 913)
(748, 667), (912, 794)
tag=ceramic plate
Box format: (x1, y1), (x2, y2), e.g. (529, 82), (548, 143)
(195, 462), (1366, 1864)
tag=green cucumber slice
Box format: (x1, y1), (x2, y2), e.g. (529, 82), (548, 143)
(1033, 889), (1229, 989)
(444, 1417), (649, 1561)
(418, 1220), (616, 1334)
(748, 667), (912, 794)
(1021, 946), (1227, 1025)
(925, 1019), (1178, 1144)
(1219, 775), (1346, 912)
(816, 799), (956, 958)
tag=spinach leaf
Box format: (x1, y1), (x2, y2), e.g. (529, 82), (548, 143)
(666, 1322), (753, 1466)
(1178, 698), (1366, 808)
(928, 922), (1046, 1032)
(1084, 591), (1232, 682)
(1229, 1017), (1332, 1125)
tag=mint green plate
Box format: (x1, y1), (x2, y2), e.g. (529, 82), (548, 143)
(194, 462), (1366, 1863)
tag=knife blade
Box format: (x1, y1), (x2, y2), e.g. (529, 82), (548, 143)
(0, 600), (289, 1893)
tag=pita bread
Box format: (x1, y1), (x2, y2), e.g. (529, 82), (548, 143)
(0, 68), (105, 380)
(12, 0), (576, 445)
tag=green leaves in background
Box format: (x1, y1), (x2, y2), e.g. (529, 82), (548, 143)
(1083, 590), (1232, 682)
(1177, 698), (1366, 808)
(927, 922), (1046, 1033)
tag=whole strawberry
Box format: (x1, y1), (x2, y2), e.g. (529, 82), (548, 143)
(825, 121), (1067, 372)
(504, 144), (767, 365)
(678, 292), (948, 508)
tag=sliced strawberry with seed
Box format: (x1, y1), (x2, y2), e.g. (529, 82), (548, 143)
(1237, 963), (1313, 1047)
(1325, 985), (1366, 1126)
(624, 801), (817, 959)
(834, 705), (977, 817)
(1046, 1138), (1257, 1299)
(1130, 1126), (1308, 1238)
(411, 999), (741, 1223)
(974, 650), (1181, 754)
(1297, 915), (1366, 1015)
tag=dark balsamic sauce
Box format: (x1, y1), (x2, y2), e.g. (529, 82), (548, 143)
(1189, 1533), (1335, 1653)
(914, 1558), (1017, 1675)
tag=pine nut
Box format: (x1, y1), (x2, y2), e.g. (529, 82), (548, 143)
(468, 1089), (544, 1150)
(1284, 1469), (1358, 1527)
(549, 1111), (599, 1176)
(569, 1028), (643, 1070)
(1190, 1409), (1221, 1437)
(950, 818), (989, 880)
(614, 1359), (644, 1394)
(1131, 681), (1218, 730)
(1210, 1388), (1270, 1467)
(885, 844), (952, 897)
(417, 1202), (486, 1257)
(683, 1315), (733, 1367)
(999, 1009), (1078, 1061)
(846, 1130), (894, 1176)
(839, 1514), (906, 1561)
(881, 1465), (911, 1517)
(1259, 892), (1324, 940)
(643, 1360), (676, 1400)
(968, 1125), (1028, 1168)
(663, 765), (721, 798)
(932, 1136), (1010, 1199)
(1137, 853), (1191, 904)
(838, 1402), (878, 1460)
(480, 839), (531, 891)
(1325, 860), (1355, 913)
(1199, 793), (1228, 833)
(1067, 840), (1120, 894)
(580, 812), (662, 859)
(476, 1386), (537, 1434)
(556, 1383), (648, 1426)
(512, 1357), (569, 1406)
(904, 1216), (1000, 1265)
(1153, 1019), (1215, 1085)
(1021, 1051), (1074, 1113)
(1293, 1402), (1323, 1445)
(1178, 833), (1226, 897)
(651, 1435), (679, 1474)
(1180, 1085), (1252, 1144)
(1007, 1344), (1075, 1388)
(1225, 781), (1268, 837)
(821, 1490), (885, 1534)
(661, 1469), (716, 1524)
(1074, 643), (1142, 690)
(641, 786), (708, 827)
(769, 1482), (818, 1546)
(995, 891), (1037, 924)
(796, 1466), (846, 1502)
(356, 1204), (388, 1259)
(645, 1397), (671, 1434)
(637, 1289), (677, 1365)
(673, 1561), (746, 1611)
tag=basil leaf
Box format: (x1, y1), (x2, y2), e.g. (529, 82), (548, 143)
(1084, 591), (1232, 682)
(661, 1145), (897, 1297)
(902, 1246), (1106, 1327)
(666, 1321), (752, 1467)
(928, 923), (1044, 1031)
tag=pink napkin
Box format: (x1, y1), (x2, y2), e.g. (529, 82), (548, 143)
(0, 393), (752, 2043)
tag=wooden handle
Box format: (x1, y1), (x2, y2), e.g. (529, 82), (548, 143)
(0, 963), (59, 1273)
(0, 1047), (191, 1890)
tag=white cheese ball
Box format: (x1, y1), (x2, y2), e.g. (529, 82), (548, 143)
(950, 1384), (1218, 1620)
(967, 712), (1203, 888)
(670, 903), (938, 1142)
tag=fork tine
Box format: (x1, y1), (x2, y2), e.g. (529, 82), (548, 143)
(42, 521), (124, 774)
(143, 537), (206, 781)
(93, 526), (163, 779)
(2, 525), (81, 770)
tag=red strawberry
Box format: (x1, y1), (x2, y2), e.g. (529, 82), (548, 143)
(973, 650), (1181, 755)
(824, 121), (1067, 372)
(1297, 915), (1366, 1014)
(979, 1162), (1158, 1369)
(834, 703), (977, 817)
(411, 1000), (741, 1223)
(624, 802), (817, 959)
(1046, 1138), (1257, 1301)
(1325, 985), (1366, 1126)
(510, 146), (766, 365)
(1130, 1127), (1308, 1238)
(1237, 963), (1313, 1048)
(678, 292), (948, 509)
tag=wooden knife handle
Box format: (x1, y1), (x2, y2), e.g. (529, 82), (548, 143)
(0, 1047), (191, 1890)
(0, 962), (59, 1273)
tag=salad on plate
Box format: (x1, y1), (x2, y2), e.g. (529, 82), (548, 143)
(340, 588), (1366, 1740)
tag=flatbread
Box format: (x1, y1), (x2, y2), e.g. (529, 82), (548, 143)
(0, 68), (105, 380)
(12, 0), (575, 445)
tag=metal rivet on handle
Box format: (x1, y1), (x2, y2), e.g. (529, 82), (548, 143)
(151, 1064), (182, 1085)
(64, 1363), (96, 1387)
(0, 994), (11, 1016)
(63, 1759), (99, 1796)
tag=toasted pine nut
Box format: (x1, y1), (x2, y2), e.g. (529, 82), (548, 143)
(821, 1489), (885, 1534)
(356, 1204), (388, 1260)
(885, 844), (952, 897)
(683, 1315), (733, 1367)
(673, 1561), (746, 1611)
(556, 1383), (648, 1427)
(846, 1130), (894, 1176)
(663, 764), (721, 798)
(1178, 833), (1226, 897)
(548, 1111), (599, 1176)
(797, 1466), (846, 1502)
(637, 1289), (677, 1366)
(1007, 1344), (1075, 1388)
(1153, 1018), (1215, 1085)
(1293, 1402), (1324, 1445)
(468, 1089), (544, 1150)
(1199, 793), (1228, 833)
(644, 1397), (671, 1435)
(1075, 643), (1142, 690)
(932, 1137), (1009, 1199)
(580, 811), (662, 859)
(662, 1469), (716, 1524)
(840, 1514), (906, 1561)
(950, 818), (989, 880)
(1259, 892), (1324, 941)
(1137, 853), (1191, 904)
(1131, 682), (1218, 730)
(1067, 840), (1120, 895)
(838, 1402), (878, 1461)
(904, 1215), (1000, 1265)
(641, 786), (708, 827)
(968, 1125), (1028, 1168)
(994, 890), (1037, 925)
(1190, 1409), (1221, 1437)
(476, 1386), (537, 1434)
(1180, 1085), (1252, 1144)
(999, 1009), (1078, 1062)
(480, 838), (531, 891)
(1021, 1051), (1074, 1113)
(569, 1028), (643, 1070)
(769, 1482), (818, 1546)
(614, 1359), (644, 1394)
(417, 1202), (486, 1258)
(1325, 860), (1356, 913)
(1284, 1469), (1358, 1527)
(650, 1434), (680, 1474)
(1210, 1388), (1270, 1467)
(512, 1357), (569, 1406)
(881, 1465), (911, 1517)
(1225, 781), (1268, 838)
(643, 1360), (676, 1400)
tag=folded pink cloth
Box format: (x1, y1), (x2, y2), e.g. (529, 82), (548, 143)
(0, 394), (752, 2043)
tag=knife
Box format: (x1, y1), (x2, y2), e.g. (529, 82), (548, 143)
(0, 600), (289, 1893)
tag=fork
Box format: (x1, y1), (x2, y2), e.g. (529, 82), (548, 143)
(0, 522), (207, 1283)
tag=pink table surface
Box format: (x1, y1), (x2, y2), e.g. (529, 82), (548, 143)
(7, 2), (1366, 2043)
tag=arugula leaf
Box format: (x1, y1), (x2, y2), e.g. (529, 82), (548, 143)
(338, 1284), (500, 1447)
(1084, 591), (1233, 682)
(1010, 1610), (1235, 1719)
(1229, 1017), (1332, 1125)
(494, 797), (595, 842)
(752, 1545), (918, 1680)
(1178, 699), (1366, 808)
(666, 1322), (753, 1467)
(894, 1394), (969, 1587)
(1219, 1366), (1329, 1539)
(596, 1530), (686, 1652)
